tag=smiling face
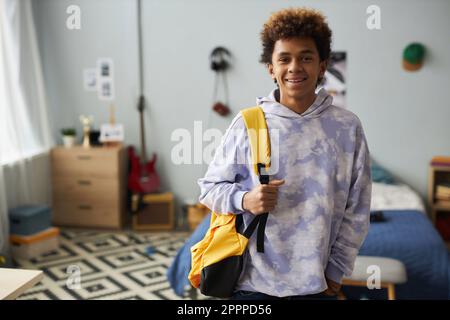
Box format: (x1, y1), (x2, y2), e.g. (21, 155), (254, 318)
(268, 37), (327, 108)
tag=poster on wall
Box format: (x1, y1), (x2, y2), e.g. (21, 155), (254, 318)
(98, 78), (115, 101)
(322, 51), (346, 108)
(83, 68), (97, 91)
(96, 58), (115, 101)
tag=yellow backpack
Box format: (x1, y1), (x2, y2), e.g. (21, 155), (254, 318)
(188, 106), (271, 298)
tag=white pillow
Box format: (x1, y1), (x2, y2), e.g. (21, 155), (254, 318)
(370, 182), (426, 213)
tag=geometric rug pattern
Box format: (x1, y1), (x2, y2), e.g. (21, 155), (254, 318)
(12, 229), (210, 300)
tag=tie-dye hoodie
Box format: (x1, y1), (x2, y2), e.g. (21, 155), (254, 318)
(198, 87), (372, 297)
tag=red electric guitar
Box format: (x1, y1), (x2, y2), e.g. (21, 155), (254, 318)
(127, 95), (161, 193)
(128, 0), (161, 194)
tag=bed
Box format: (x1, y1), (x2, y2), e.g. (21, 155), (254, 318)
(343, 182), (449, 299)
(167, 181), (450, 299)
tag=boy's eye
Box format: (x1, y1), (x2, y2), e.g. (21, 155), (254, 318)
(279, 56), (313, 63)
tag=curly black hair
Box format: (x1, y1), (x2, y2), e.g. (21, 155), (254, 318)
(260, 8), (333, 65)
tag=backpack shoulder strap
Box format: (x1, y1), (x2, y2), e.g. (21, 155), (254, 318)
(240, 106), (271, 176)
(240, 106), (271, 253)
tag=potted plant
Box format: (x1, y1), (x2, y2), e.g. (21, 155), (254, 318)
(61, 128), (77, 148)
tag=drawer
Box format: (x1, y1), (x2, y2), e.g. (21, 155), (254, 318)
(53, 200), (122, 229)
(52, 177), (121, 203)
(51, 146), (122, 179)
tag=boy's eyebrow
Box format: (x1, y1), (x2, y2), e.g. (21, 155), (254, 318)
(277, 49), (315, 56)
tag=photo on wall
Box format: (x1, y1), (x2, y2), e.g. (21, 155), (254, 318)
(96, 58), (115, 101)
(83, 68), (97, 91)
(98, 78), (115, 101)
(97, 57), (114, 79)
(322, 51), (346, 108)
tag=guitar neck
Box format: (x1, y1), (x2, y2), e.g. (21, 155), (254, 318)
(138, 95), (148, 163)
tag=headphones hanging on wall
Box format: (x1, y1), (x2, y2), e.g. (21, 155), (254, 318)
(210, 47), (231, 72)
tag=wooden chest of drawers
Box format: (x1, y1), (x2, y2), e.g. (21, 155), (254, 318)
(51, 146), (127, 229)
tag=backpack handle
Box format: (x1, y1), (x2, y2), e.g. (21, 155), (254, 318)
(256, 163), (269, 253)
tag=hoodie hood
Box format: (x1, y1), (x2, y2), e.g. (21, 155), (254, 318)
(256, 87), (333, 119)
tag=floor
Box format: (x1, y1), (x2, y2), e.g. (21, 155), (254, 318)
(12, 228), (207, 300)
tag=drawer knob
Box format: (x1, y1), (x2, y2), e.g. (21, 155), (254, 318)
(78, 205), (92, 210)
(78, 180), (92, 186)
(77, 155), (92, 160)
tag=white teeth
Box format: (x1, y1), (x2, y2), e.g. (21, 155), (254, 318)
(286, 79), (306, 83)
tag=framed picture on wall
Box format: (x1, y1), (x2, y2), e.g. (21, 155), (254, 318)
(322, 51), (346, 108)
(96, 57), (115, 101)
(97, 58), (114, 79)
(83, 68), (97, 91)
(98, 78), (115, 101)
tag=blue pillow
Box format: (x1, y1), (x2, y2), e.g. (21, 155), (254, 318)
(371, 160), (396, 184)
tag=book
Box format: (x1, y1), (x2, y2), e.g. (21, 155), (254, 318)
(436, 193), (450, 200)
(436, 194), (450, 201)
(431, 156), (450, 164)
(431, 162), (450, 167)
(436, 215), (450, 241)
(435, 200), (450, 208)
(437, 185), (450, 194)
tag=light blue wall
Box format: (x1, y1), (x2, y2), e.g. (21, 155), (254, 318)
(33, 0), (450, 220)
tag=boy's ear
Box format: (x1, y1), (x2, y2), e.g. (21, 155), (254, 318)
(319, 60), (328, 78)
(267, 63), (275, 80)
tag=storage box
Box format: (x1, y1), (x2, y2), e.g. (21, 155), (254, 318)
(187, 203), (210, 230)
(10, 227), (60, 259)
(8, 205), (52, 236)
(132, 192), (174, 231)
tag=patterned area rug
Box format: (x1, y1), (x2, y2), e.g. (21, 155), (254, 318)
(12, 228), (206, 300)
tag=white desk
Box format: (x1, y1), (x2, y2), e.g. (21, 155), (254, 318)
(0, 268), (44, 300)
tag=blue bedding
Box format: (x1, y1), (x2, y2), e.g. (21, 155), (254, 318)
(345, 210), (449, 300)
(167, 210), (449, 299)
(167, 213), (212, 297)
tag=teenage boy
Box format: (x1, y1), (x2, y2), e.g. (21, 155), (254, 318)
(198, 7), (371, 300)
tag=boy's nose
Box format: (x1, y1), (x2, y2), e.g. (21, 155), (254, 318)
(288, 60), (305, 73)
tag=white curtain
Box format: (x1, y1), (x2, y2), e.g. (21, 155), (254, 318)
(0, 167), (8, 260)
(0, 0), (54, 259)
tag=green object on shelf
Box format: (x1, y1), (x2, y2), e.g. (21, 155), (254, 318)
(61, 128), (76, 136)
